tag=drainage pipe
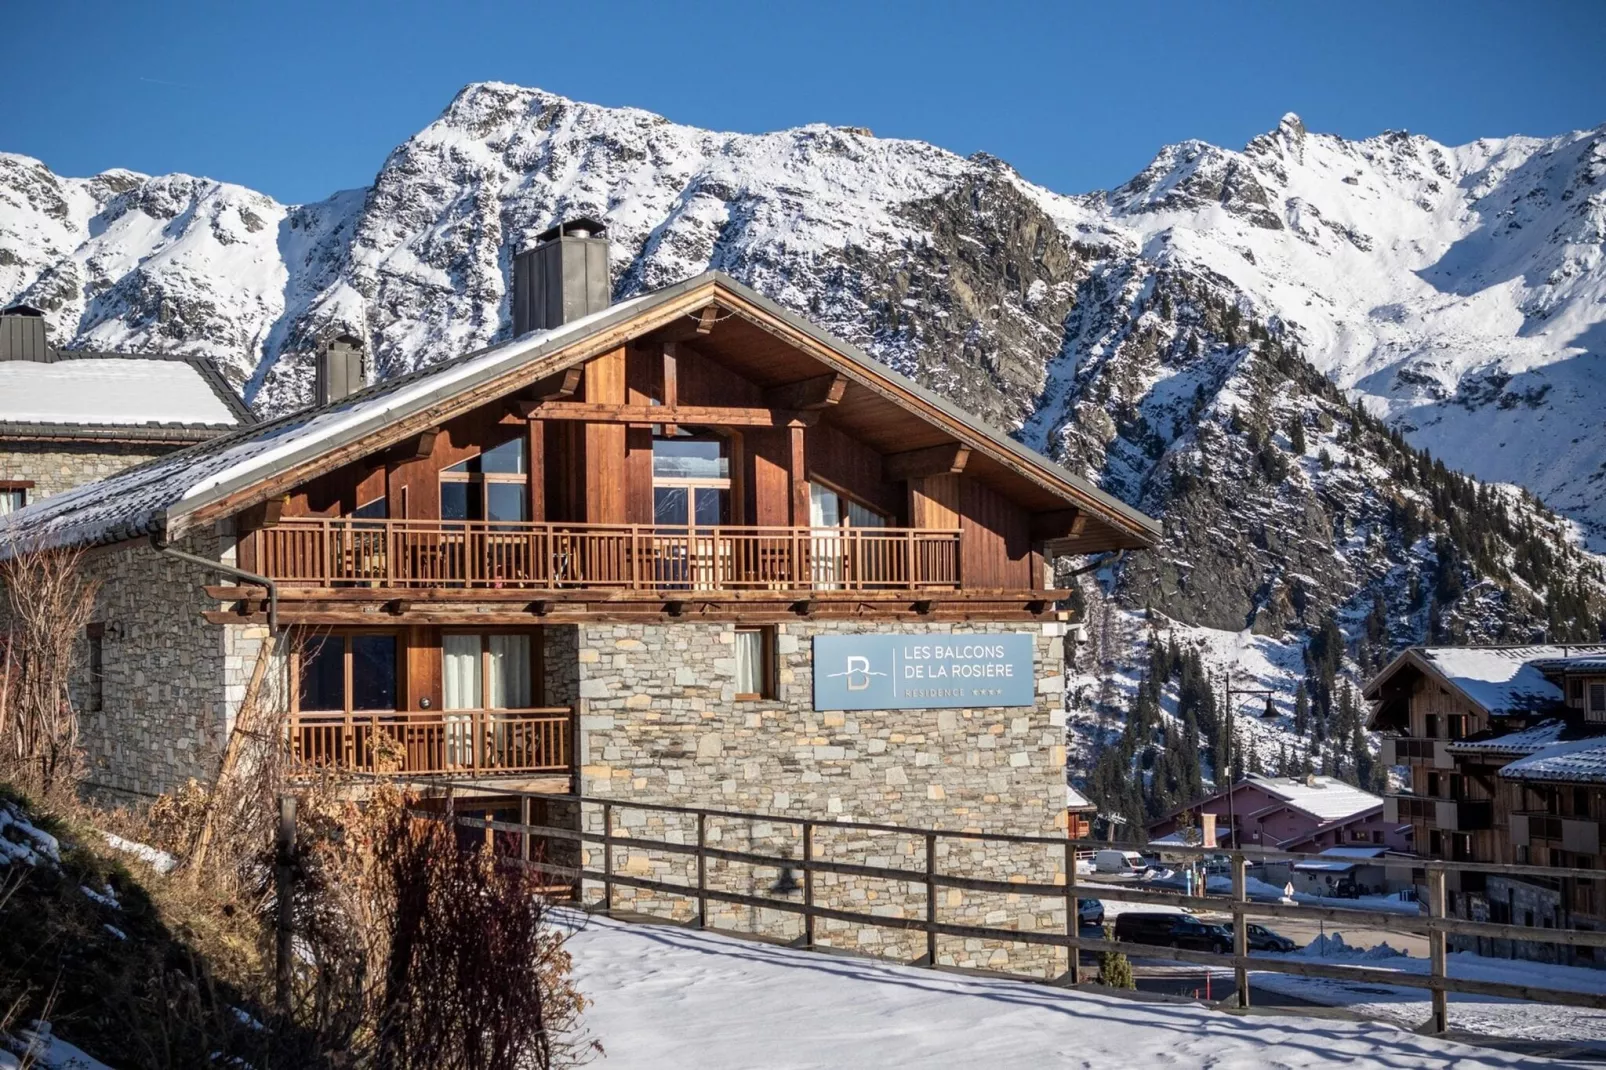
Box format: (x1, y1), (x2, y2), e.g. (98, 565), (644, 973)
(150, 532), (278, 632)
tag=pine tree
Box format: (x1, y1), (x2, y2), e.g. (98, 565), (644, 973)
(1098, 925), (1136, 989)
(1287, 415), (1307, 455)
(1293, 682), (1309, 738)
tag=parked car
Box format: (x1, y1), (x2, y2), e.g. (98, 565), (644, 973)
(1222, 922), (1297, 952)
(1113, 912), (1231, 954)
(1078, 898), (1105, 927)
(1094, 849), (1148, 874)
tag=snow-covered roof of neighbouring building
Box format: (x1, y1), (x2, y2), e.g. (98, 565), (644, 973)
(1365, 646), (1606, 719)
(1530, 655), (1606, 675)
(0, 352), (251, 437)
(1446, 719), (1597, 756)
(0, 272), (1162, 555)
(1242, 774), (1382, 823)
(1066, 785), (1092, 810)
(1499, 736), (1606, 784)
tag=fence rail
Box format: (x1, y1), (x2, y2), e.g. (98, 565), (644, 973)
(258, 518), (961, 592)
(290, 708), (570, 776)
(416, 788), (1606, 1035)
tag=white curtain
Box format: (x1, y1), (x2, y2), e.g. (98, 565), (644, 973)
(846, 499), (885, 528)
(443, 634), (482, 709)
(488, 634), (532, 709)
(733, 629), (763, 696)
(809, 483), (839, 527)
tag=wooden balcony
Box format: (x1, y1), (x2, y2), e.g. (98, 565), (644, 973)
(289, 708), (571, 777)
(257, 518), (962, 593)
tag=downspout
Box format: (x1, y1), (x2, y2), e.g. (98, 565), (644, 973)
(150, 530), (278, 632)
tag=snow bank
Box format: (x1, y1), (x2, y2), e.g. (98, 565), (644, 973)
(563, 911), (1570, 1068)
(101, 832), (178, 875)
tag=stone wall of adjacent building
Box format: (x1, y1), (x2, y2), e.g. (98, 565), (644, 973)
(0, 441), (176, 503)
(571, 619), (1072, 977)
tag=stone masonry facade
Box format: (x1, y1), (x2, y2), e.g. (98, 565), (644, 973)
(1, 441), (175, 503)
(569, 619), (1073, 977)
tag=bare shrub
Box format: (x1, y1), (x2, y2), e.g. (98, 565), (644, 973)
(0, 546), (99, 799)
(288, 786), (594, 1069)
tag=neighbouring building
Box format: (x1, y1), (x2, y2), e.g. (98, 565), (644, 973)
(0, 221), (1160, 976)
(0, 304), (253, 512)
(1066, 785), (1096, 840)
(1364, 644), (1606, 964)
(1147, 772), (1411, 854)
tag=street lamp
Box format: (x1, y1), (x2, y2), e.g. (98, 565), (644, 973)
(1222, 676), (1277, 851)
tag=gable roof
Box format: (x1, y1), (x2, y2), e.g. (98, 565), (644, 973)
(0, 349), (252, 441)
(1499, 736), (1606, 784)
(1240, 774), (1382, 824)
(0, 273), (1160, 553)
(1363, 645), (1606, 723)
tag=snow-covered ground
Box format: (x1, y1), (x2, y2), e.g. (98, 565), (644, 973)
(562, 912), (1595, 1068)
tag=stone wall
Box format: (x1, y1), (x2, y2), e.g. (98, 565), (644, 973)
(571, 619), (1072, 977)
(0, 441), (175, 503)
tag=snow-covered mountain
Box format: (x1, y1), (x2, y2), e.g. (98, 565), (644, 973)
(3, 83), (1603, 800)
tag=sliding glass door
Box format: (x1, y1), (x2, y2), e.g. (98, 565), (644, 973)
(442, 632), (535, 768)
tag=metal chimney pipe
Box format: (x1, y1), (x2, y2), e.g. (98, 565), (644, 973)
(315, 334), (366, 406)
(512, 217), (610, 336)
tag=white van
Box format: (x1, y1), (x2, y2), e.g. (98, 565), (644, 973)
(1094, 849), (1148, 874)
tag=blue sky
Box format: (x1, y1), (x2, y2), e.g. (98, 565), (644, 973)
(3, 1), (1602, 205)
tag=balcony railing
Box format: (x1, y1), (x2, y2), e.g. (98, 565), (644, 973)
(1435, 798), (1493, 832)
(1512, 812), (1600, 854)
(258, 518), (962, 592)
(289, 708), (571, 777)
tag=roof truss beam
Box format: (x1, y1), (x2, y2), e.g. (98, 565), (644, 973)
(884, 442), (970, 482)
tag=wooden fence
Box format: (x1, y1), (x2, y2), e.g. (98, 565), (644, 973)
(416, 788), (1606, 1035)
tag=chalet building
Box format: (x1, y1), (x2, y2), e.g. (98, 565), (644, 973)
(1147, 772), (1409, 854)
(1066, 785), (1096, 840)
(0, 304), (252, 512)
(0, 221), (1159, 975)
(1365, 645), (1606, 963)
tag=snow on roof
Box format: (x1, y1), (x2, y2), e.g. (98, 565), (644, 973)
(0, 354), (244, 429)
(1399, 646), (1606, 717)
(1447, 719), (1578, 755)
(1242, 774), (1382, 823)
(1312, 846), (1388, 859)
(1066, 785), (1092, 809)
(1499, 736), (1606, 784)
(1531, 655), (1606, 674)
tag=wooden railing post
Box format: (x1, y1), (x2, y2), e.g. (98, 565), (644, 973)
(802, 820), (815, 949)
(696, 811), (708, 930)
(1429, 866), (1448, 1033)
(519, 795), (532, 864)
(905, 529), (916, 588)
(1065, 839), (1082, 985)
(602, 802), (615, 914)
(1232, 852), (1249, 1008)
(925, 832), (938, 968)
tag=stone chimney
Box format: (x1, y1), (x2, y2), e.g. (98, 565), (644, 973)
(0, 305), (50, 362)
(511, 217), (610, 336)
(315, 334), (366, 406)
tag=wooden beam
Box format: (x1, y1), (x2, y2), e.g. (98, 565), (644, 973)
(527, 402), (808, 428)
(1029, 508), (1087, 542)
(396, 429), (438, 461)
(532, 367), (582, 402)
(764, 372), (847, 412)
(695, 306), (718, 335)
(884, 443), (970, 482)
(236, 498), (285, 533)
(661, 341), (679, 435)
(790, 424), (809, 526)
(527, 418), (546, 522)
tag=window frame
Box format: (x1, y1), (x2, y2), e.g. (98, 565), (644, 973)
(732, 625), (777, 702)
(0, 481), (30, 515)
(807, 475), (890, 528)
(439, 437), (529, 523)
(291, 629), (402, 715)
(652, 433), (731, 528)
(86, 622), (105, 713)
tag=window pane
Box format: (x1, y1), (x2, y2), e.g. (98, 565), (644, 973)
(846, 499), (885, 528)
(301, 636), (346, 711)
(441, 481), (480, 521)
(488, 634), (532, 708)
(443, 634), (483, 710)
(350, 635), (397, 711)
(481, 437), (526, 474)
(654, 485), (689, 525)
(1593, 684), (1606, 713)
(487, 483), (527, 523)
(0, 489), (24, 515)
(808, 484), (840, 527)
(352, 496), (387, 520)
(444, 456), (478, 475)
(694, 488), (728, 527)
(733, 629), (763, 696)
(653, 438), (727, 480)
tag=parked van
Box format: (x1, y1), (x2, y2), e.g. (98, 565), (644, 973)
(1094, 849), (1148, 874)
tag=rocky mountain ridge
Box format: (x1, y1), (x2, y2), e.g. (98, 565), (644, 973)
(2, 82), (1603, 794)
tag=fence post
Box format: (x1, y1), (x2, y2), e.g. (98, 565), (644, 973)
(696, 812), (708, 930)
(803, 820), (815, 949)
(519, 795), (532, 864)
(602, 801), (615, 914)
(925, 832), (938, 968)
(1428, 867), (1448, 1034)
(1065, 839), (1082, 985)
(275, 794), (297, 1013)
(1232, 852), (1249, 1008)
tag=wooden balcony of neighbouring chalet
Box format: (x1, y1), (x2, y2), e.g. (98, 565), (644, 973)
(1380, 736), (1455, 768)
(1511, 812), (1600, 854)
(289, 707), (572, 781)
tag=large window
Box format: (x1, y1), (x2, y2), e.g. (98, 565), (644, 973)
(442, 632), (537, 767)
(296, 633), (398, 713)
(652, 435), (729, 527)
(808, 482), (887, 529)
(441, 437), (527, 524)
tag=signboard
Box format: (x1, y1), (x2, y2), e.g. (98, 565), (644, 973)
(812, 634), (1035, 711)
